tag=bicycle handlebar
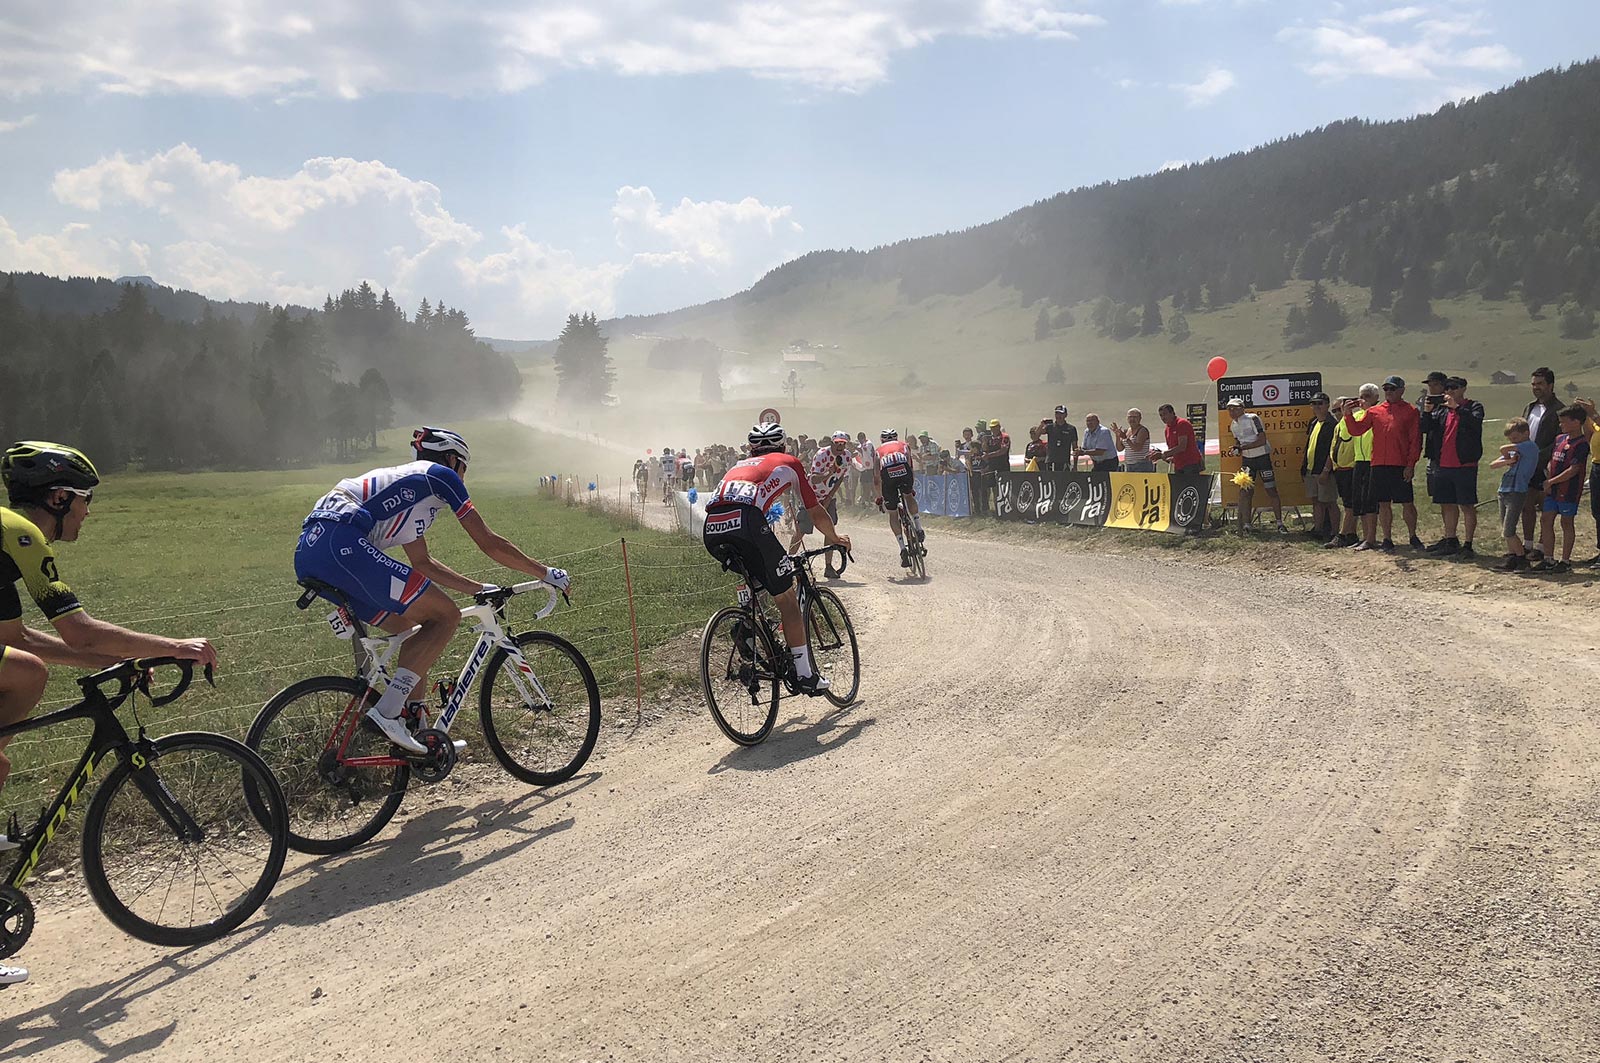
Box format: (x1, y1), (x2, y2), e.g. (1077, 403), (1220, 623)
(473, 580), (565, 620)
(77, 657), (214, 707)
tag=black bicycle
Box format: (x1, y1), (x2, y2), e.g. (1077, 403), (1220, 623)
(0, 658), (289, 965)
(699, 547), (861, 746)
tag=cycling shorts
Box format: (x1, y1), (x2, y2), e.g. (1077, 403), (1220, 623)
(880, 466), (915, 510)
(294, 518), (431, 625)
(702, 504), (796, 595)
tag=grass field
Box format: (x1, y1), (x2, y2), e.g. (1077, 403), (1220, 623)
(0, 420), (732, 826)
(509, 280), (1600, 471)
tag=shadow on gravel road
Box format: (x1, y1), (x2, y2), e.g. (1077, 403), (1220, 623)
(262, 771), (598, 925)
(0, 922), (274, 1061)
(707, 704), (876, 775)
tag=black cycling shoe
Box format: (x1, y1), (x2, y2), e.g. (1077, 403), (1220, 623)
(794, 672), (832, 697)
(900, 546), (911, 568)
(915, 527), (926, 543)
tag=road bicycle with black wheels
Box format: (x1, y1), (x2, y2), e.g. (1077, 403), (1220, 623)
(898, 497), (928, 579)
(245, 578), (600, 855)
(699, 547), (861, 746)
(0, 658), (289, 968)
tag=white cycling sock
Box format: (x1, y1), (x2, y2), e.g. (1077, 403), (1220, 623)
(372, 668), (421, 720)
(791, 646), (813, 679)
(895, 533), (906, 548)
(911, 514), (923, 533)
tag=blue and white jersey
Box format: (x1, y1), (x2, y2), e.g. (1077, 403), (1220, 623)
(304, 461), (475, 548)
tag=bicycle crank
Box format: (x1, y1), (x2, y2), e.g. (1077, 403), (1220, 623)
(407, 727), (456, 784)
(0, 886), (35, 960)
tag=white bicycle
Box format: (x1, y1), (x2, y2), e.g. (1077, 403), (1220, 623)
(245, 579), (600, 854)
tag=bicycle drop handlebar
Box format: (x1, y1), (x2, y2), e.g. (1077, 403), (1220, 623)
(473, 580), (567, 619)
(76, 657), (215, 707)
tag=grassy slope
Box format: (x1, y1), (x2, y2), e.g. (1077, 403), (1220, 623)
(517, 280), (1598, 471)
(1, 421), (728, 815)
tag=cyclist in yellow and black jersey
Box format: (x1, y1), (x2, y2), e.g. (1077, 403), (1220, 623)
(0, 443), (217, 813)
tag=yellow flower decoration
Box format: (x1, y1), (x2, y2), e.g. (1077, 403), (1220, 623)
(1231, 469), (1255, 491)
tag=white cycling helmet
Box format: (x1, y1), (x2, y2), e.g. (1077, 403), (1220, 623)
(880, 428), (898, 442)
(831, 430), (850, 442)
(412, 426), (470, 465)
(748, 422), (785, 453)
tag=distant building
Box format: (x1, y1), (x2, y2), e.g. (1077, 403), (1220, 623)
(782, 348), (819, 365)
(1490, 370), (1519, 385)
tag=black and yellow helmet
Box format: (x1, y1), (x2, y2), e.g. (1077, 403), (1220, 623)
(3, 441), (100, 502)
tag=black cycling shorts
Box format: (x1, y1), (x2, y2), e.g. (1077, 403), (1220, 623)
(702, 504), (796, 595)
(880, 467), (915, 510)
(796, 495), (837, 535)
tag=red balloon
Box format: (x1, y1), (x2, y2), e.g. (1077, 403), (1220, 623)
(1206, 356), (1229, 382)
(646, 448), (653, 455)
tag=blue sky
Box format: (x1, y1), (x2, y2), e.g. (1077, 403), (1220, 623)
(1, 1), (1596, 337)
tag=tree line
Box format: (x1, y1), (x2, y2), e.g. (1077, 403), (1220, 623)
(0, 275), (522, 471)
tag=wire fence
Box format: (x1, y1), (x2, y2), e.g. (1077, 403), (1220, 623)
(1, 506), (735, 818)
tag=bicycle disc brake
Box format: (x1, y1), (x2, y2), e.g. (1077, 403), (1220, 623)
(409, 728), (456, 784)
(0, 886), (35, 960)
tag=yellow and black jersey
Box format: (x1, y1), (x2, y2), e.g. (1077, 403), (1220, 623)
(0, 506), (82, 624)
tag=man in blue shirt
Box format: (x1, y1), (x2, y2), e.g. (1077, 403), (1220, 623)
(295, 427), (571, 751)
(1079, 414), (1119, 473)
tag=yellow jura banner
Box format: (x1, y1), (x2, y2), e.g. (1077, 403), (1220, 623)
(1106, 473), (1171, 532)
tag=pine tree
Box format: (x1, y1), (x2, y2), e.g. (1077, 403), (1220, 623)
(1168, 311), (1190, 341)
(1034, 305), (1051, 341)
(1392, 263), (1435, 329)
(699, 359), (723, 404)
(553, 312), (616, 404)
(1141, 298), (1163, 335)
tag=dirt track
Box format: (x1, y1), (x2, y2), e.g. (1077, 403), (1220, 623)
(4, 518), (1598, 1062)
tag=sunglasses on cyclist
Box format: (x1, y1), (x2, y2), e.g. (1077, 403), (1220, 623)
(58, 486), (93, 504)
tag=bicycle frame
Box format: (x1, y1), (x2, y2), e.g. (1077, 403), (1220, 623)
(1, 661), (206, 891)
(319, 582), (560, 770)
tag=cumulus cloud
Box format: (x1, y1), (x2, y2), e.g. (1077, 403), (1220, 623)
(1279, 3), (1519, 82)
(0, 2), (1105, 97)
(0, 115), (37, 134)
(6, 144), (803, 335)
(1175, 68), (1236, 106)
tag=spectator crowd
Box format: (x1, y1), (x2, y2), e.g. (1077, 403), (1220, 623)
(639, 363), (1600, 576)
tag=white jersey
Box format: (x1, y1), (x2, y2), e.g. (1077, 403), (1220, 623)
(307, 461), (475, 550)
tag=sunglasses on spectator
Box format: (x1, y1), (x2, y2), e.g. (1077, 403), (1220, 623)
(1381, 384), (1399, 391)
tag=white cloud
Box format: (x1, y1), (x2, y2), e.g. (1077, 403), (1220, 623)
(0, 2), (1106, 97)
(20, 144), (802, 335)
(1175, 68), (1236, 106)
(0, 115), (37, 134)
(1280, 4), (1520, 82)
(0, 217), (127, 278)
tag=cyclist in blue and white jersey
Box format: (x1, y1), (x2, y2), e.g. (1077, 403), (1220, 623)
(293, 427), (571, 753)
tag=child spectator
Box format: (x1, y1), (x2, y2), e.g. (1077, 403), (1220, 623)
(1531, 406), (1590, 573)
(1490, 417), (1538, 571)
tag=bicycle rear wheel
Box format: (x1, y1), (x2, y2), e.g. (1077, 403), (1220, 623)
(246, 675), (409, 855)
(479, 631), (602, 785)
(806, 587), (860, 708)
(82, 732), (288, 947)
(700, 607), (780, 745)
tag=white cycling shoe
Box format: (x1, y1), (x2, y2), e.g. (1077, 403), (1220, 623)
(365, 707), (427, 754)
(1, 964), (28, 986)
(402, 704), (466, 753)
(796, 673), (832, 697)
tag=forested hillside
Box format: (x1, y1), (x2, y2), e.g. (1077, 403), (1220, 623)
(0, 275), (521, 471)
(624, 59), (1600, 334)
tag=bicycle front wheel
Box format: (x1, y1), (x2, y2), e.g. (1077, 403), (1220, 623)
(479, 631), (602, 785)
(701, 607), (780, 745)
(82, 732), (289, 947)
(806, 587), (861, 708)
(246, 675), (409, 855)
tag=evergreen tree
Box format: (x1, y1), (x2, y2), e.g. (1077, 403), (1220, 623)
(1392, 263), (1435, 329)
(1052, 307), (1075, 329)
(553, 312), (616, 404)
(1034, 304), (1051, 341)
(1140, 298), (1164, 335)
(699, 359), (723, 404)
(1168, 311), (1190, 341)
(1044, 356), (1066, 384)
(1559, 302), (1597, 339)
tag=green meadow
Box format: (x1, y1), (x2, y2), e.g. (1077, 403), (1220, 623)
(1, 421), (729, 820)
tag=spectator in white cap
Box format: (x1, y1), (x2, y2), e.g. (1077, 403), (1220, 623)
(1226, 397), (1286, 534)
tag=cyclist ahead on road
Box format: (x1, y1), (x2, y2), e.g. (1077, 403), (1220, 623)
(701, 423), (850, 696)
(875, 430), (925, 568)
(0, 441), (218, 988)
(293, 427), (570, 754)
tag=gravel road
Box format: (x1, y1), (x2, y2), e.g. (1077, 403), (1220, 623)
(4, 517), (1596, 1062)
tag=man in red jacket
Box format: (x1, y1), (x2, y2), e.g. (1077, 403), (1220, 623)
(1342, 375), (1423, 552)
